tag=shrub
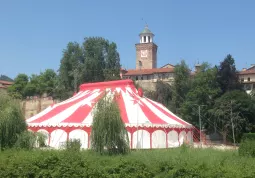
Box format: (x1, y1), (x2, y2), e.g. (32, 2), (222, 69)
(239, 139), (255, 157)
(0, 93), (27, 150)
(0, 148), (255, 177)
(242, 133), (255, 141)
(15, 131), (36, 150)
(36, 132), (48, 147)
(65, 139), (81, 151)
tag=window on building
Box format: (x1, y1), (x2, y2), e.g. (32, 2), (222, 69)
(136, 76), (138, 80)
(162, 74), (165, 79)
(147, 75), (151, 80)
(241, 78), (244, 82)
(141, 76), (143, 80)
(139, 61), (142, 69)
(143, 36), (146, 43)
(148, 36), (151, 43)
(248, 77), (250, 81)
(244, 84), (252, 90)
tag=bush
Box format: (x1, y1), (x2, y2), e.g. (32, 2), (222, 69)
(0, 93), (27, 150)
(239, 139), (255, 157)
(15, 131), (36, 150)
(65, 139), (81, 151)
(242, 133), (255, 141)
(0, 148), (255, 177)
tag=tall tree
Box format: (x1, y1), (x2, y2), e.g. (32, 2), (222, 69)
(104, 42), (121, 80)
(180, 63), (221, 128)
(58, 42), (84, 99)
(82, 37), (121, 82)
(7, 74), (29, 99)
(217, 54), (242, 94)
(172, 60), (191, 114)
(91, 95), (130, 155)
(209, 90), (255, 143)
(57, 37), (121, 100)
(82, 37), (106, 82)
(39, 69), (57, 96)
(0, 93), (27, 150)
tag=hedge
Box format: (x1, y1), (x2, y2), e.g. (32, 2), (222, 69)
(239, 133), (255, 158)
(0, 148), (255, 177)
(242, 133), (255, 141)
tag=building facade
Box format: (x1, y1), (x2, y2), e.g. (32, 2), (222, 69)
(238, 65), (255, 94)
(0, 80), (13, 93)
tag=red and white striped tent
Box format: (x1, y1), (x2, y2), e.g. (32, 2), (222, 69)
(27, 80), (193, 149)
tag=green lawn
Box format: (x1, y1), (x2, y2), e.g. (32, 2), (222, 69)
(0, 146), (254, 178)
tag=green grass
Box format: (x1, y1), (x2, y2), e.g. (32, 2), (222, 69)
(0, 146), (254, 177)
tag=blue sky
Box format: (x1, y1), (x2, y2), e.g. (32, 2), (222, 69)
(1, 0), (255, 79)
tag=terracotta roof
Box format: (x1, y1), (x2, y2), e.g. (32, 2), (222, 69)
(123, 68), (174, 76)
(238, 66), (255, 75)
(0, 80), (13, 85)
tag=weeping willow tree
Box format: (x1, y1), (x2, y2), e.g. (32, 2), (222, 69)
(0, 93), (27, 150)
(91, 94), (130, 155)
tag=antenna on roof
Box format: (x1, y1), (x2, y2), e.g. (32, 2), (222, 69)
(141, 18), (147, 27)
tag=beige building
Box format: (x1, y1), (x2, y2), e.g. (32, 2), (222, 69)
(0, 80), (13, 93)
(238, 65), (255, 94)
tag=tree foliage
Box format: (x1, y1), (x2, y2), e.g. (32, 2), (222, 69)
(209, 90), (255, 143)
(7, 70), (57, 99)
(57, 37), (121, 99)
(82, 37), (121, 82)
(7, 74), (29, 99)
(172, 60), (191, 114)
(0, 93), (27, 150)
(217, 54), (242, 94)
(180, 63), (221, 127)
(145, 80), (172, 109)
(91, 94), (130, 155)
(58, 42), (84, 98)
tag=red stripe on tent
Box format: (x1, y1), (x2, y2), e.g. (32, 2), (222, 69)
(146, 99), (190, 126)
(127, 91), (167, 124)
(115, 90), (129, 124)
(61, 91), (105, 123)
(29, 91), (92, 123)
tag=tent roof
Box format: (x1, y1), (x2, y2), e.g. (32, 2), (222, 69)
(27, 80), (192, 128)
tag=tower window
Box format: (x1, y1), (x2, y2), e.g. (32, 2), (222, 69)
(148, 36), (151, 43)
(139, 61), (142, 69)
(143, 36), (146, 43)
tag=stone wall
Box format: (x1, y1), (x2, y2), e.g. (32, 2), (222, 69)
(22, 97), (60, 119)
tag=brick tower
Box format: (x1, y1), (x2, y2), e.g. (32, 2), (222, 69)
(135, 25), (158, 69)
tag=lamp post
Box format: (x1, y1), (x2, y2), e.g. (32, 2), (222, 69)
(136, 103), (139, 150)
(192, 104), (206, 147)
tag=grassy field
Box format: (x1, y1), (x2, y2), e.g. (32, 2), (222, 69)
(0, 146), (254, 178)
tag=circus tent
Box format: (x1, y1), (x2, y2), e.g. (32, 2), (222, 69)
(27, 80), (193, 149)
